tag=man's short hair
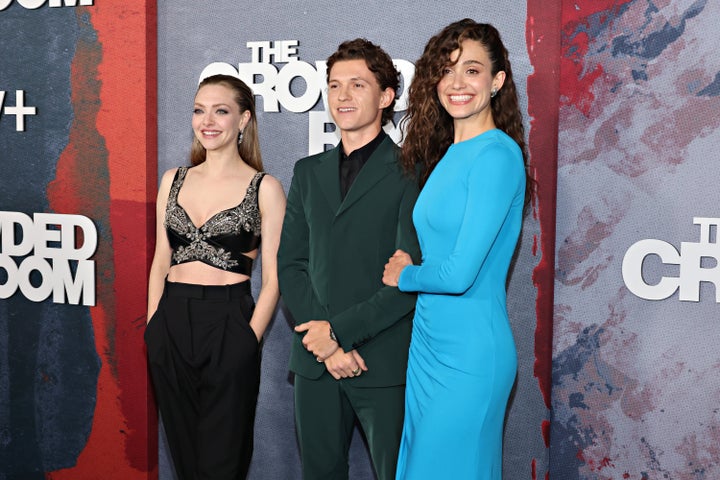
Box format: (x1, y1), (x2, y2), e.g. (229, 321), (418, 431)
(326, 38), (400, 126)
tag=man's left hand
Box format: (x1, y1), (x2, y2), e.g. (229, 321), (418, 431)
(295, 320), (339, 361)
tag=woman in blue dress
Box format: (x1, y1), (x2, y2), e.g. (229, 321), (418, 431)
(383, 19), (533, 479)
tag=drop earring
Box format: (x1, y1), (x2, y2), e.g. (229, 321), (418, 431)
(490, 87), (498, 98)
(237, 130), (244, 146)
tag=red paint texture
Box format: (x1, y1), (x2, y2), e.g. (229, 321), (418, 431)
(46, 3), (157, 479)
(560, 0), (632, 115)
(526, 2), (560, 478)
(577, 449), (585, 462)
(531, 458), (537, 480)
(541, 419), (551, 447)
(526, 0), (559, 412)
(577, 450), (615, 472)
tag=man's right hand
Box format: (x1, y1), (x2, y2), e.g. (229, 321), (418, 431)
(323, 348), (368, 380)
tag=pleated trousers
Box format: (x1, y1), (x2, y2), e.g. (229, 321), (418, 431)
(145, 280), (260, 480)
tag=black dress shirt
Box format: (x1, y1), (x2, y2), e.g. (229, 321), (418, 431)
(339, 130), (387, 200)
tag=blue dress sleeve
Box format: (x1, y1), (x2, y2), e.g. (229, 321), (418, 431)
(398, 143), (524, 294)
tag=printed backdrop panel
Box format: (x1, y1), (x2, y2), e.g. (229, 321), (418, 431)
(5, 0), (717, 478)
(552, 0), (720, 478)
(1, 1), (555, 479)
(0, 1), (156, 479)
(157, 1), (552, 479)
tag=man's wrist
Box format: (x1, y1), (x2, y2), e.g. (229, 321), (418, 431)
(329, 325), (338, 343)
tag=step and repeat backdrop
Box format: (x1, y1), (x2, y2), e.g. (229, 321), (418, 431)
(0, 1), (156, 479)
(2, 0), (716, 479)
(156, 2), (553, 479)
(552, 0), (720, 479)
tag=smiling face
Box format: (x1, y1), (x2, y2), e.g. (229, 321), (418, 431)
(436, 39), (505, 132)
(327, 59), (394, 145)
(192, 83), (250, 155)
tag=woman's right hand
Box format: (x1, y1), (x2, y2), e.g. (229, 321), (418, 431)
(382, 249), (412, 287)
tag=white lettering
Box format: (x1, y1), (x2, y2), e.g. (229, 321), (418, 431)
(17, 256), (54, 302)
(52, 258), (95, 305)
(48, 0), (93, 6)
(622, 217), (720, 302)
(201, 42), (415, 155)
(679, 217), (720, 302)
(2, 90), (37, 132)
(0, 211), (34, 256)
(238, 62), (282, 112)
(0, 211), (97, 305)
(237, 60), (327, 113)
(315, 61), (329, 111)
(33, 212), (97, 260)
(393, 59), (415, 111)
(0, 0), (92, 10)
(275, 60), (322, 113)
(246, 40), (299, 63)
(0, 255), (19, 299)
(308, 110), (340, 155)
(622, 239), (681, 300)
(17, 0), (44, 8)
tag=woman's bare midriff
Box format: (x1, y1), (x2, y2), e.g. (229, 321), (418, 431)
(167, 249), (257, 285)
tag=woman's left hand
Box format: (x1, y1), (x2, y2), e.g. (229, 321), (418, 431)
(382, 249), (413, 287)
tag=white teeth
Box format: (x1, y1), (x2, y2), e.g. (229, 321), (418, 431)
(449, 95), (472, 102)
(338, 107), (355, 112)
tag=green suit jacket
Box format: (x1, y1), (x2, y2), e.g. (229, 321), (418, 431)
(278, 136), (420, 387)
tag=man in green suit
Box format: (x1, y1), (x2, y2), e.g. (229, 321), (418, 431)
(277, 38), (420, 480)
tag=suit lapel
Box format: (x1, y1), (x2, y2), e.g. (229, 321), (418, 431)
(336, 137), (395, 217)
(312, 147), (342, 213)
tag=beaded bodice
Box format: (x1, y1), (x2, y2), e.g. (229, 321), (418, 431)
(164, 166), (264, 275)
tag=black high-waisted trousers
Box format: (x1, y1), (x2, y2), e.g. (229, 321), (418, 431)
(145, 280), (260, 480)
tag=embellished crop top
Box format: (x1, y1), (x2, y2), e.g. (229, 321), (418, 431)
(164, 166), (265, 275)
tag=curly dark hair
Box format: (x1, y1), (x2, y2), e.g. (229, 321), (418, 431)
(400, 19), (534, 203)
(326, 38), (400, 126)
(190, 74), (263, 171)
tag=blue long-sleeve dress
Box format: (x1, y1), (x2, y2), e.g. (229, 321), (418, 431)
(395, 129), (525, 480)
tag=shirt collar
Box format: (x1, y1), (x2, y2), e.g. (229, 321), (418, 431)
(339, 129), (387, 164)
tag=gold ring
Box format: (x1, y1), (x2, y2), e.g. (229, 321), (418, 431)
(352, 368), (361, 376)
(317, 357), (323, 363)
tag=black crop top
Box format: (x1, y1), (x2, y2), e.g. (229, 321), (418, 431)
(164, 166), (265, 275)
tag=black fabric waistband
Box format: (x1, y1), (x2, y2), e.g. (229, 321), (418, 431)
(164, 280), (251, 300)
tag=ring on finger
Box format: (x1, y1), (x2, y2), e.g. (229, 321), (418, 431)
(351, 367), (361, 376)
